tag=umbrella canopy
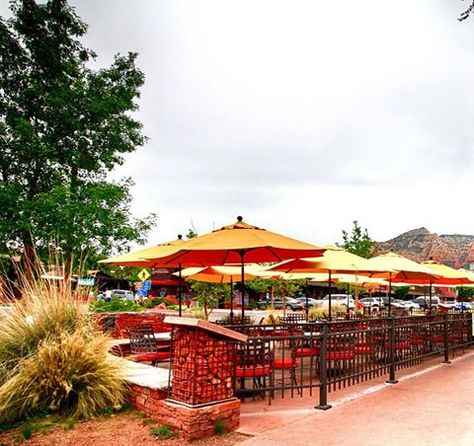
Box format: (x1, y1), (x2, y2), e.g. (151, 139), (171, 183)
(174, 265), (261, 284)
(366, 252), (441, 315)
(143, 216), (325, 320)
(267, 245), (387, 319)
(99, 235), (186, 267)
(366, 252), (440, 282)
(143, 216), (325, 267)
(267, 245), (381, 275)
(418, 260), (474, 285)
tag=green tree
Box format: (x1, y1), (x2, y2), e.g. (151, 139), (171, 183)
(457, 286), (474, 302)
(190, 281), (229, 320)
(0, 0), (156, 271)
(339, 220), (374, 259)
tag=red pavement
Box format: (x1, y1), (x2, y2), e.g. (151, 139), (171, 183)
(238, 351), (474, 446)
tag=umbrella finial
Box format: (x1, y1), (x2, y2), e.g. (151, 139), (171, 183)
(237, 215), (243, 222)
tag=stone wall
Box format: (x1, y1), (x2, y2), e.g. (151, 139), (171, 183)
(95, 311), (172, 338)
(128, 382), (240, 441)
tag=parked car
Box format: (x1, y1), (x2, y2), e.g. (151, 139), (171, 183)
(294, 296), (319, 307)
(454, 302), (471, 311)
(111, 289), (134, 300)
(399, 300), (420, 310)
(320, 294), (355, 309)
(411, 296), (440, 309)
(258, 297), (304, 311)
(439, 300), (457, 309)
(359, 297), (385, 309)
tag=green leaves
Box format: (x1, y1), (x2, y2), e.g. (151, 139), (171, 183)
(0, 1), (156, 268)
(340, 220), (374, 259)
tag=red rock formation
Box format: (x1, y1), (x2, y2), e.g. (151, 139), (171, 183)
(375, 228), (474, 268)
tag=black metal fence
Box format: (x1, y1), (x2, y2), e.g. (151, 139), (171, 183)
(226, 312), (473, 408)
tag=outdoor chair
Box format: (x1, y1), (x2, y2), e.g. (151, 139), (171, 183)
(273, 338), (302, 395)
(235, 339), (274, 402)
(280, 313), (306, 324)
(126, 324), (171, 366)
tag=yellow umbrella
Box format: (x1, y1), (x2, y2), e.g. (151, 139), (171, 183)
(420, 260), (474, 285)
(366, 252), (441, 314)
(99, 235), (186, 267)
(174, 265), (264, 319)
(268, 245), (387, 319)
(143, 216), (325, 319)
(174, 265), (260, 284)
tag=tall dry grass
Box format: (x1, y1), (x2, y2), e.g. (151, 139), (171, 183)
(0, 274), (127, 423)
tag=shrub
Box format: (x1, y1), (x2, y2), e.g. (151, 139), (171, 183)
(263, 310), (280, 325)
(0, 278), (127, 423)
(90, 297), (142, 313)
(214, 419), (226, 435)
(308, 306), (327, 321)
(150, 424), (174, 439)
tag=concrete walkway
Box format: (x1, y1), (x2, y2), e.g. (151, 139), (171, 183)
(238, 351), (474, 446)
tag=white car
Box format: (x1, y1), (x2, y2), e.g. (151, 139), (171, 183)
(111, 289), (134, 300)
(359, 297), (385, 309)
(319, 294), (355, 309)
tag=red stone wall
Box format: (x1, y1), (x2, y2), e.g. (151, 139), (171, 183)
(95, 311), (172, 338)
(127, 383), (240, 441)
(171, 328), (235, 406)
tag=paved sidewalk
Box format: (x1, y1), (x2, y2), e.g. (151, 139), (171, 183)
(238, 352), (474, 446)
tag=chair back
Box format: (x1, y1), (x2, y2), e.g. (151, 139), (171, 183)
(127, 324), (159, 354)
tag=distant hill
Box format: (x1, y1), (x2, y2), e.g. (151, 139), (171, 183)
(374, 227), (474, 269)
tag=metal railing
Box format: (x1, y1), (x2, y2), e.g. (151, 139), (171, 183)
(227, 312), (473, 408)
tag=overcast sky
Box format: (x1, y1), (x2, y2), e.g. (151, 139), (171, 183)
(4, 1), (474, 248)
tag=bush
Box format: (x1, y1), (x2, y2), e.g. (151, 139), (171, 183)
(0, 278), (127, 423)
(262, 310), (280, 325)
(308, 306), (327, 321)
(150, 424), (174, 439)
(90, 297), (142, 313)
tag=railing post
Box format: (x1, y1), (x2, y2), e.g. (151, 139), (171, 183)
(443, 313), (451, 364)
(468, 312), (473, 345)
(315, 322), (331, 410)
(386, 317), (398, 384)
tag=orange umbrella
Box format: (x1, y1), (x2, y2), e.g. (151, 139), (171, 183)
(267, 245), (387, 319)
(145, 217), (324, 266)
(99, 235), (186, 267)
(366, 252), (440, 314)
(143, 216), (325, 319)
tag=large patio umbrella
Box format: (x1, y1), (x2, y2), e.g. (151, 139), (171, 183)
(267, 245), (386, 320)
(421, 260), (474, 285)
(99, 235), (189, 313)
(172, 265), (263, 319)
(366, 252), (441, 315)
(142, 216), (325, 320)
(99, 235), (186, 267)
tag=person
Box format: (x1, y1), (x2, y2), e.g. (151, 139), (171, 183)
(104, 289), (112, 302)
(97, 290), (104, 300)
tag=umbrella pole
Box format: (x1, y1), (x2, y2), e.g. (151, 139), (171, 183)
(429, 279), (433, 315)
(305, 278), (309, 322)
(230, 276), (234, 323)
(239, 250), (246, 322)
(328, 270), (332, 321)
(178, 262), (182, 317)
(388, 272), (392, 317)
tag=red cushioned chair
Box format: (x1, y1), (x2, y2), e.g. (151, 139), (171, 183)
(127, 324), (171, 366)
(235, 339), (273, 402)
(274, 339), (302, 395)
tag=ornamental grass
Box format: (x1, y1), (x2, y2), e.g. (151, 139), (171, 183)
(0, 273), (127, 423)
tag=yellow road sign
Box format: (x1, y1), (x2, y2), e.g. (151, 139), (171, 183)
(137, 269), (151, 281)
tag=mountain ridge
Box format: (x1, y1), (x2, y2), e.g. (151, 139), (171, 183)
(374, 227), (474, 269)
